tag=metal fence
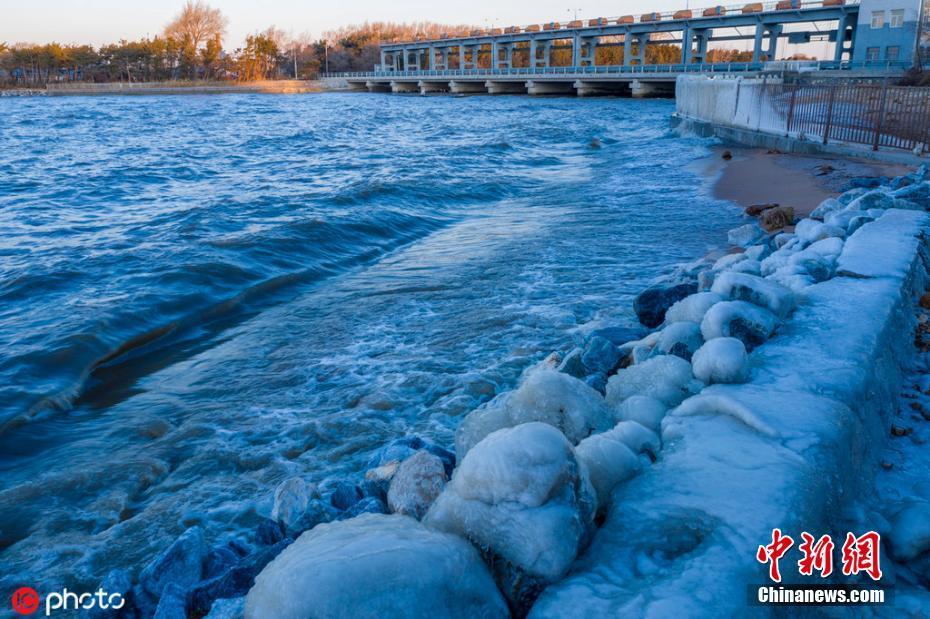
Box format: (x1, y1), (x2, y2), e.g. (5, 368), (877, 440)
(765, 81), (930, 153)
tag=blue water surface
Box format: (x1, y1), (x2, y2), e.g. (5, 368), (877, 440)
(0, 92), (742, 590)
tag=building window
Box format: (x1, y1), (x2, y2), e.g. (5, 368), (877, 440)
(865, 47), (880, 62)
(889, 9), (904, 28)
(871, 11), (884, 28)
(886, 46), (900, 61)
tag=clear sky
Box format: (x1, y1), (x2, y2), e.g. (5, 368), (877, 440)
(3, 0), (707, 48)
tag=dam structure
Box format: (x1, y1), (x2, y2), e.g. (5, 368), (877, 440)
(330, 0), (927, 96)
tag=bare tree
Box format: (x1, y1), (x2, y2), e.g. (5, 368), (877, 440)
(163, 1), (228, 52)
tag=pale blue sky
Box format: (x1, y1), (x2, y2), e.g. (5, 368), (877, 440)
(3, 0), (699, 47)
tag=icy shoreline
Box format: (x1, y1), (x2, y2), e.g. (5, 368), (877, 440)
(108, 166), (930, 618)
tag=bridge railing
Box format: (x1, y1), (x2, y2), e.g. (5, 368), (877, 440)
(383, 0), (861, 46)
(324, 60), (909, 79)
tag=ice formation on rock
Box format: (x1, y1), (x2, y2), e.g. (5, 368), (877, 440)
(454, 369), (612, 458)
(691, 337), (749, 385)
(700, 300), (778, 350)
(612, 395), (668, 432)
(605, 354), (695, 408)
(426, 423), (595, 602)
(665, 292), (724, 325)
(245, 514), (508, 619)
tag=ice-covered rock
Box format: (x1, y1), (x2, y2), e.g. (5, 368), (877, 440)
(773, 232), (796, 249)
(605, 354), (695, 408)
(712, 252), (747, 272)
(795, 219), (846, 245)
(245, 514), (508, 619)
(608, 421), (661, 457)
(889, 502), (930, 562)
(271, 478), (317, 532)
(665, 292), (724, 325)
(154, 583), (187, 619)
(697, 269), (715, 292)
(727, 223), (763, 248)
(612, 395), (668, 432)
(574, 431), (641, 509)
(711, 272), (795, 319)
(387, 451), (447, 520)
(810, 197), (842, 220)
(454, 369), (612, 458)
(700, 300), (777, 350)
(744, 244), (770, 262)
(847, 188), (895, 211)
(205, 597), (245, 619)
(633, 281), (698, 328)
(729, 259), (762, 276)
(655, 321), (703, 361)
(139, 526), (209, 598)
(580, 335), (622, 374)
(691, 337), (749, 384)
(556, 347), (586, 379)
(893, 181), (930, 210)
(426, 423), (595, 602)
(837, 186), (869, 205)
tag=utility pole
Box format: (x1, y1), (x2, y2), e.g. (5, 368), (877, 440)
(567, 8), (582, 21)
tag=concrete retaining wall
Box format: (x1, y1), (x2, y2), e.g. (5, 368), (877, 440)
(674, 74), (927, 165)
(533, 210), (929, 616)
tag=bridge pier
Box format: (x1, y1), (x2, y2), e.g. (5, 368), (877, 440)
(485, 80), (526, 95)
(390, 81), (419, 94)
(753, 23), (782, 63)
(418, 80), (449, 94)
(365, 80), (391, 93)
(630, 80), (674, 98)
(449, 80), (487, 94)
(573, 80), (628, 97)
(526, 80), (575, 96)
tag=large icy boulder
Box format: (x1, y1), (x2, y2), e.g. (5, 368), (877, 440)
(426, 423), (595, 609)
(664, 292), (724, 324)
(245, 514), (507, 619)
(700, 301), (777, 351)
(691, 337), (749, 385)
(710, 272), (795, 319)
(454, 369), (612, 458)
(574, 430), (642, 510)
(605, 354), (695, 408)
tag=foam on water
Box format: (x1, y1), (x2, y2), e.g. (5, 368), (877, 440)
(0, 93), (742, 590)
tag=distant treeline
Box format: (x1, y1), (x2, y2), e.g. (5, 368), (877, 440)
(0, 1), (475, 85)
(0, 2), (767, 87)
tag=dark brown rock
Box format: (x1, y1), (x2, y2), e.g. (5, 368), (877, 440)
(760, 206), (795, 232)
(745, 203), (779, 217)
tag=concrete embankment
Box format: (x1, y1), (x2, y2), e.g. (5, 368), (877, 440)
(674, 74), (928, 166)
(43, 80), (325, 96)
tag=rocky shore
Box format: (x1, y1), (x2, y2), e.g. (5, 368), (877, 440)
(97, 164), (930, 619)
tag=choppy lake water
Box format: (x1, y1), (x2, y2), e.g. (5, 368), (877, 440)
(0, 92), (743, 590)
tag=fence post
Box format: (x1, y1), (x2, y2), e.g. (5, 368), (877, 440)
(823, 84), (837, 145)
(872, 82), (889, 151)
(786, 85), (797, 137)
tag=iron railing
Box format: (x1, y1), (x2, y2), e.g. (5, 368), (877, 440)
(766, 81), (930, 152)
